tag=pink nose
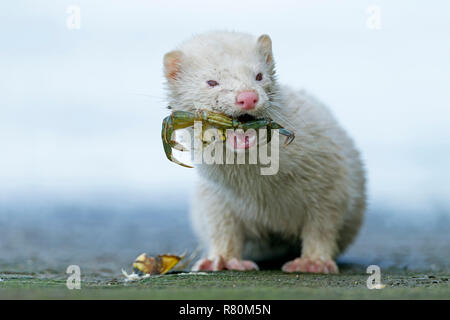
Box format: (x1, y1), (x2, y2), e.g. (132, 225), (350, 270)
(236, 91), (258, 110)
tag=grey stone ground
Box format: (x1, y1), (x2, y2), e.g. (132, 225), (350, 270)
(0, 198), (449, 276)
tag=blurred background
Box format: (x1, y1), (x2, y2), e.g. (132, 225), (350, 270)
(0, 0), (449, 274)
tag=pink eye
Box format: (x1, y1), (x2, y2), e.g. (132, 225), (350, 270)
(256, 73), (263, 81)
(207, 80), (219, 87)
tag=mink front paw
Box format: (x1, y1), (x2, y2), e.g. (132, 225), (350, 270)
(282, 257), (338, 274)
(192, 256), (259, 271)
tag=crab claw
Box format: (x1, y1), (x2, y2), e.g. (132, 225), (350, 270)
(161, 115), (193, 168)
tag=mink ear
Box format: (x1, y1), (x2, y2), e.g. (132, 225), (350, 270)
(163, 50), (183, 81)
(257, 34), (273, 65)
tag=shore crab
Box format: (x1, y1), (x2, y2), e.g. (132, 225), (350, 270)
(161, 110), (295, 168)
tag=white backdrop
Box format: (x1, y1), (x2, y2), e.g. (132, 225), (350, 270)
(1, 0), (449, 216)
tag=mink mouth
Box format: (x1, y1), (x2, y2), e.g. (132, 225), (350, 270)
(236, 114), (257, 123)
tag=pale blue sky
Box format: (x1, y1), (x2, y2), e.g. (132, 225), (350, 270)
(0, 1), (449, 215)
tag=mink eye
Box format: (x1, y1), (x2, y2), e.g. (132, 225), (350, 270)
(256, 73), (263, 81)
(207, 80), (219, 87)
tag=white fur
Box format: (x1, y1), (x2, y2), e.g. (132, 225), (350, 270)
(164, 31), (366, 271)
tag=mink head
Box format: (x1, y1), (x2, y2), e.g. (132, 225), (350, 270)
(163, 31), (279, 118)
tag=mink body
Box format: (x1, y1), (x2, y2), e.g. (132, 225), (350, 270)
(163, 31), (366, 273)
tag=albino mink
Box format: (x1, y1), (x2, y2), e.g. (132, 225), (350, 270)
(163, 31), (366, 273)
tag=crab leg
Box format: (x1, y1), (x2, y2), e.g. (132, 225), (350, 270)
(277, 127), (296, 146)
(196, 110), (234, 128)
(236, 119), (295, 146)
